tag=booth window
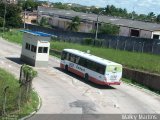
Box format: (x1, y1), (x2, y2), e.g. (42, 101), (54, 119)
(25, 43), (30, 50)
(38, 47), (43, 53)
(38, 47), (48, 53)
(43, 47), (48, 53)
(31, 45), (37, 52)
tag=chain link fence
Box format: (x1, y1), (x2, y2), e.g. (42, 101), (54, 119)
(25, 24), (160, 55)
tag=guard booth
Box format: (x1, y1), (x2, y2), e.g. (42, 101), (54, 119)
(20, 30), (52, 67)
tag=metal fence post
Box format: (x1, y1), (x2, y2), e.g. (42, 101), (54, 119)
(2, 86), (9, 116)
(124, 40), (127, 51)
(116, 39), (119, 50)
(152, 42), (155, 53)
(132, 41), (135, 52)
(108, 40), (110, 48)
(142, 42), (145, 53)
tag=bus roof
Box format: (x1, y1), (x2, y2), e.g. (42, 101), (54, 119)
(63, 49), (122, 66)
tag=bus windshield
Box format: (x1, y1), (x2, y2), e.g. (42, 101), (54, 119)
(106, 65), (122, 73)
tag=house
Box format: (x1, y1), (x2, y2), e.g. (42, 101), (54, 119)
(37, 6), (160, 39)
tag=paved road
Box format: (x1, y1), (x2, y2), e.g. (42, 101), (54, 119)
(0, 38), (160, 117)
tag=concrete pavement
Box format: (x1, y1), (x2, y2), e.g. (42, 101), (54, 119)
(0, 37), (160, 117)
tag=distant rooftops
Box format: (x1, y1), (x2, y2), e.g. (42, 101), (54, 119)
(38, 6), (160, 31)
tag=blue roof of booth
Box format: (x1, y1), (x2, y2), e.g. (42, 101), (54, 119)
(20, 30), (54, 37)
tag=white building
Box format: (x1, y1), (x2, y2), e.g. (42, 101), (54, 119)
(21, 30), (52, 67)
(38, 6), (160, 39)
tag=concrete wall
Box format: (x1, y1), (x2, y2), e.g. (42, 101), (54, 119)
(119, 26), (130, 36)
(123, 67), (160, 91)
(119, 26), (152, 39)
(41, 16), (93, 33)
(140, 30), (152, 38)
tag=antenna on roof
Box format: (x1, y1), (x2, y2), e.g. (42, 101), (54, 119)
(132, 6), (135, 20)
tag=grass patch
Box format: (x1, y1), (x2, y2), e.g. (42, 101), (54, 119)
(0, 29), (22, 44)
(50, 41), (160, 74)
(1, 29), (160, 74)
(0, 68), (39, 119)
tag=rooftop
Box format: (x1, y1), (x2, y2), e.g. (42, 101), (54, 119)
(38, 6), (160, 31)
(20, 30), (53, 37)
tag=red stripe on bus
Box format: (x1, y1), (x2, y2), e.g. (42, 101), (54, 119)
(89, 76), (121, 85)
(68, 67), (84, 77)
(60, 63), (65, 69)
(61, 63), (120, 85)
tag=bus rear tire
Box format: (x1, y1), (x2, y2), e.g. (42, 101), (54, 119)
(65, 65), (68, 72)
(84, 74), (89, 81)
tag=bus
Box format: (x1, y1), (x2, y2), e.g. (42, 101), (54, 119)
(60, 49), (122, 85)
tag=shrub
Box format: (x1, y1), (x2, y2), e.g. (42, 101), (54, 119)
(82, 38), (93, 45)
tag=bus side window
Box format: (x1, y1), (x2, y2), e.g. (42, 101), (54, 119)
(85, 60), (90, 69)
(66, 53), (70, 60)
(61, 51), (66, 60)
(97, 64), (105, 74)
(70, 54), (75, 63)
(75, 56), (80, 64)
(79, 57), (86, 67)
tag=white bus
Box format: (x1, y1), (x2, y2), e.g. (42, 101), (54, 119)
(60, 49), (122, 85)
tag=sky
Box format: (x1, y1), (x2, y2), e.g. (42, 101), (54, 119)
(45, 0), (160, 15)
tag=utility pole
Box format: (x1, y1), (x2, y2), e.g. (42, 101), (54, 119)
(3, 0), (7, 33)
(24, 0), (26, 29)
(94, 10), (105, 45)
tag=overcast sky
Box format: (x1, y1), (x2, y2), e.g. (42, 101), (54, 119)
(46, 0), (160, 15)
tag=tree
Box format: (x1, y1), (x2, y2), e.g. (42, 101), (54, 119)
(156, 14), (160, 23)
(39, 17), (48, 27)
(146, 12), (156, 22)
(0, 3), (22, 28)
(22, 0), (38, 11)
(99, 23), (120, 35)
(0, 17), (3, 27)
(67, 16), (81, 32)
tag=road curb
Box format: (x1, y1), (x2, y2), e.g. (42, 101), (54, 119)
(123, 81), (160, 97)
(20, 89), (42, 120)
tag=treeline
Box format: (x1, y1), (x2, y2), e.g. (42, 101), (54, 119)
(51, 2), (160, 23)
(0, 2), (22, 28)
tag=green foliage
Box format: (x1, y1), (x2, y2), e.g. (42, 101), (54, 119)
(0, 29), (23, 44)
(21, 0), (39, 11)
(39, 17), (48, 27)
(156, 14), (160, 23)
(0, 17), (3, 27)
(67, 16), (81, 31)
(52, 2), (70, 9)
(99, 23), (120, 35)
(0, 68), (39, 118)
(82, 38), (93, 45)
(51, 41), (160, 74)
(22, 64), (38, 79)
(0, 3), (22, 28)
(0, 68), (19, 115)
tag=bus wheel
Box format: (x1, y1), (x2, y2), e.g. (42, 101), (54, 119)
(65, 65), (68, 71)
(84, 74), (89, 81)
